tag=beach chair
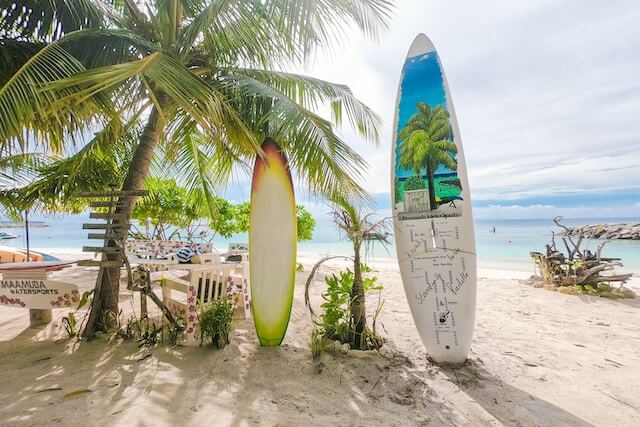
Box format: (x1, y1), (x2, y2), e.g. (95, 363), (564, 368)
(192, 251), (222, 265)
(223, 242), (249, 262)
(161, 263), (250, 342)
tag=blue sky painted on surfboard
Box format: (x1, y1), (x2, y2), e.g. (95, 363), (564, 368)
(394, 51), (455, 179)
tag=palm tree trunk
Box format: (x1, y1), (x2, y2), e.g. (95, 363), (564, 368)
(84, 105), (163, 337)
(351, 242), (366, 348)
(427, 164), (436, 210)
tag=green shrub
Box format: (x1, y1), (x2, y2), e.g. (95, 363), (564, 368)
(404, 175), (425, 191)
(310, 325), (329, 362)
(197, 299), (234, 348)
(313, 264), (384, 352)
(118, 315), (142, 341)
(61, 290), (94, 339)
(138, 323), (161, 347)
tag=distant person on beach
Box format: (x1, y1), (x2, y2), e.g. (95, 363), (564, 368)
(490, 226), (496, 233)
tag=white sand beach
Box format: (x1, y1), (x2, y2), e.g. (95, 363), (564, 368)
(0, 251), (638, 427)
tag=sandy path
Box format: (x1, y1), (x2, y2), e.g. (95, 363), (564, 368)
(0, 261), (638, 426)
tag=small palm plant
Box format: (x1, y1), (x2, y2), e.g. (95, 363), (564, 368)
(305, 195), (390, 351)
(398, 103), (457, 210)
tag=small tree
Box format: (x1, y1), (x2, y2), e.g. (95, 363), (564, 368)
(132, 178), (201, 240)
(296, 205), (316, 242)
(331, 196), (390, 347)
(233, 202), (316, 242)
(306, 196), (390, 350)
(404, 175), (425, 192)
(207, 199), (244, 241)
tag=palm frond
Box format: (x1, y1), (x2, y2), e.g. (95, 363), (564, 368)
(0, 118), (140, 214)
(45, 51), (259, 153)
(232, 68), (381, 142)
(179, 0), (295, 67)
(219, 72), (371, 202)
(0, 38), (45, 85)
(263, 0), (393, 56)
(0, 41), (113, 154)
(60, 28), (157, 69)
(159, 112), (249, 188)
(155, 124), (219, 215)
(0, 0), (117, 42)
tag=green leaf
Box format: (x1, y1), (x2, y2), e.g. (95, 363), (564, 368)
(77, 289), (95, 310)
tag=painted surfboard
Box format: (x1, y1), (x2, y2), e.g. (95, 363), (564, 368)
(249, 138), (297, 346)
(391, 34), (477, 363)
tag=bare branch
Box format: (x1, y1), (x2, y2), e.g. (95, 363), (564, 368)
(304, 256), (354, 316)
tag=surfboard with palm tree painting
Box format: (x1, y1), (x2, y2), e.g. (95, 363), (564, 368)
(391, 34), (477, 364)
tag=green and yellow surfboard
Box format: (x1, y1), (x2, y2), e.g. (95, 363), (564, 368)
(249, 138), (297, 346)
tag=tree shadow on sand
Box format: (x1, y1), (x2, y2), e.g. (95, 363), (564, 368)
(439, 358), (594, 427)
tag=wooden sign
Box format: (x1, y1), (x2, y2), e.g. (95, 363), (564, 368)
(0, 279), (80, 309)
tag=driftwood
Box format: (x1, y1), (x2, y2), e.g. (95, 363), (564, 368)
(563, 222), (640, 240)
(530, 217), (635, 298)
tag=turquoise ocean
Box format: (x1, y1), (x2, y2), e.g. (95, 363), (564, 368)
(1, 214), (639, 275)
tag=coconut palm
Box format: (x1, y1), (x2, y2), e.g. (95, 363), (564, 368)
(398, 103), (457, 210)
(0, 0), (393, 335)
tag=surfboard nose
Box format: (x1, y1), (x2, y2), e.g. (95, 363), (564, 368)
(407, 33), (436, 56)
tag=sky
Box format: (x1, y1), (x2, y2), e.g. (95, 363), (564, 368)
(7, 1), (639, 223)
(267, 0), (640, 220)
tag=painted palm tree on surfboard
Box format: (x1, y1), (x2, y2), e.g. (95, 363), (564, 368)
(397, 103), (460, 214)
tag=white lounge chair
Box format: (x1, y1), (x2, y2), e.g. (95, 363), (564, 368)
(223, 242), (249, 263)
(161, 263), (250, 341)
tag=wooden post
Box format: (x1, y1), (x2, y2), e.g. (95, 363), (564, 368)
(140, 292), (148, 318)
(79, 188), (148, 337)
(29, 309), (52, 327)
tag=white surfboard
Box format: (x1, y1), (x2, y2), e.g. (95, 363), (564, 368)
(391, 34), (477, 363)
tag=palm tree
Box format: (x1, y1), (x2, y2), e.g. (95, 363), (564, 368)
(398, 103), (457, 210)
(0, 0), (393, 335)
(329, 194), (389, 348)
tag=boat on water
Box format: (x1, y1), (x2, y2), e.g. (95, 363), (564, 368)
(0, 246), (44, 263)
(0, 232), (19, 240)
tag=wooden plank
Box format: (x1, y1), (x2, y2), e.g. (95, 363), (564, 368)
(88, 201), (129, 208)
(79, 190), (148, 198)
(82, 223), (130, 230)
(89, 212), (130, 220)
(87, 233), (126, 240)
(77, 260), (122, 268)
(82, 246), (123, 253)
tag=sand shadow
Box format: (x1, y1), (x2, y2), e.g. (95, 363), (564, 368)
(439, 359), (594, 427)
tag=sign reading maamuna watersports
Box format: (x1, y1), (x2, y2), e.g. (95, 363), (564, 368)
(0, 279), (80, 309)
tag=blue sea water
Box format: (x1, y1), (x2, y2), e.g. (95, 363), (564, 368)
(3, 214), (638, 275)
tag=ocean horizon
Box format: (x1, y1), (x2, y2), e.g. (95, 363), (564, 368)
(1, 213), (639, 275)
